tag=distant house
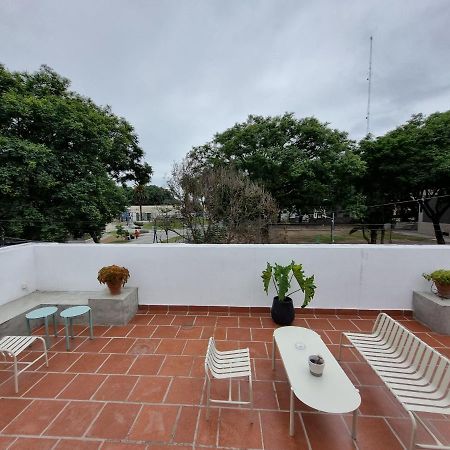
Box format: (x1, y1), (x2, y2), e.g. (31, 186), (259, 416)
(125, 205), (180, 222)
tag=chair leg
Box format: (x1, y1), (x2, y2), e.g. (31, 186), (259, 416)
(26, 318), (31, 336)
(44, 316), (51, 348)
(408, 410), (417, 450)
(53, 313), (58, 337)
(44, 316), (50, 340)
(64, 318), (70, 351)
(272, 335), (276, 369)
(89, 310), (94, 340)
(13, 356), (18, 393)
(42, 337), (48, 367)
(352, 408), (358, 440)
(289, 387), (295, 436)
(249, 374), (254, 424)
(206, 376), (211, 421)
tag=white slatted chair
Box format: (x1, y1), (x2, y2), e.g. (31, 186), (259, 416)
(204, 337), (253, 419)
(339, 313), (450, 450)
(0, 336), (48, 393)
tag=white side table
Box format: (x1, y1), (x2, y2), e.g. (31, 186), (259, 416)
(272, 326), (361, 438)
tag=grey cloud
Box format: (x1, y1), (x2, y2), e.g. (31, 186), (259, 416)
(1, 0), (449, 185)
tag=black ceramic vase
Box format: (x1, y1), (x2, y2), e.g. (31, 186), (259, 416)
(271, 296), (295, 326)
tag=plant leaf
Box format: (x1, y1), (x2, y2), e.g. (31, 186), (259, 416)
(261, 263), (272, 294)
(274, 263), (291, 301)
(301, 275), (316, 308)
(291, 262), (305, 287)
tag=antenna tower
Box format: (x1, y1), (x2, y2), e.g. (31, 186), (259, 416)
(366, 36), (373, 135)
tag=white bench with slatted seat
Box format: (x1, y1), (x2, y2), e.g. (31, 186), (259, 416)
(0, 336), (48, 393)
(204, 337), (253, 419)
(338, 313), (450, 450)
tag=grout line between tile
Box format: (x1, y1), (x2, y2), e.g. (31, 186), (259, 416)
(192, 403), (201, 448)
(170, 404), (183, 444)
(4, 436), (18, 450)
(89, 372), (109, 401)
(82, 400), (108, 438)
(384, 416), (407, 450)
(56, 353), (83, 373)
(271, 381), (280, 411)
(127, 402), (145, 442)
(257, 410), (263, 450)
(40, 399), (71, 436)
(299, 412), (312, 450)
(162, 376), (174, 404)
(17, 371), (49, 399)
(0, 398), (35, 433)
(124, 374), (141, 403)
(216, 407), (221, 448)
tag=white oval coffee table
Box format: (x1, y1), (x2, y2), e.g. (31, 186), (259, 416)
(272, 326), (361, 438)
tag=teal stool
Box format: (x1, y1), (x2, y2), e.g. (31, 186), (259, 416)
(25, 306), (58, 346)
(60, 306), (94, 351)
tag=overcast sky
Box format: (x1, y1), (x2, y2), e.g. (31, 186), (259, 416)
(1, 0), (449, 186)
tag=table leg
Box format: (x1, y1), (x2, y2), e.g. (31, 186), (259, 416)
(88, 310), (94, 340)
(44, 316), (50, 344)
(26, 318), (31, 336)
(53, 313), (58, 337)
(272, 335), (276, 370)
(64, 318), (70, 351)
(289, 387), (295, 436)
(69, 318), (74, 338)
(352, 408), (358, 440)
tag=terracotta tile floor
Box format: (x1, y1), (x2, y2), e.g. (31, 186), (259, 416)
(0, 309), (449, 449)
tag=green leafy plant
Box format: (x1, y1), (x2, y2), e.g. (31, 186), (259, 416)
(115, 224), (129, 240)
(262, 261), (316, 307)
(98, 265), (130, 286)
(423, 269), (450, 286)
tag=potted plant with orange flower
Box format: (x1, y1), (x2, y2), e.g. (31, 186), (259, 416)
(98, 265), (130, 295)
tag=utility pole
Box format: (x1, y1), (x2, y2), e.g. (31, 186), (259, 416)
(366, 36), (373, 135)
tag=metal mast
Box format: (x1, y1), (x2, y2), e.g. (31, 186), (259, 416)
(366, 36), (373, 135)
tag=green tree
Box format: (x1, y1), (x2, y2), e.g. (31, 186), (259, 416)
(144, 185), (175, 205)
(188, 113), (365, 215)
(0, 65), (152, 242)
(120, 184), (175, 207)
(133, 184), (147, 222)
(359, 111), (450, 244)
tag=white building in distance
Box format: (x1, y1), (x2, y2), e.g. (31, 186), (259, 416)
(125, 205), (180, 222)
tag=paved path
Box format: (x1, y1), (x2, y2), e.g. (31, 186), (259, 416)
(127, 229), (185, 244)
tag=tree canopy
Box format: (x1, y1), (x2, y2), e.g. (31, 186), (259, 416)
(359, 111), (450, 244)
(121, 184), (176, 206)
(0, 65), (152, 242)
(188, 113), (366, 215)
(169, 163), (277, 243)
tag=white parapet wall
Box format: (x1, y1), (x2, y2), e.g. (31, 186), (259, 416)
(1, 243), (449, 310)
(0, 244), (37, 306)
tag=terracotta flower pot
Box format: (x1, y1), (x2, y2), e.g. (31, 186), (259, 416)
(106, 280), (122, 295)
(435, 282), (450, 299)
